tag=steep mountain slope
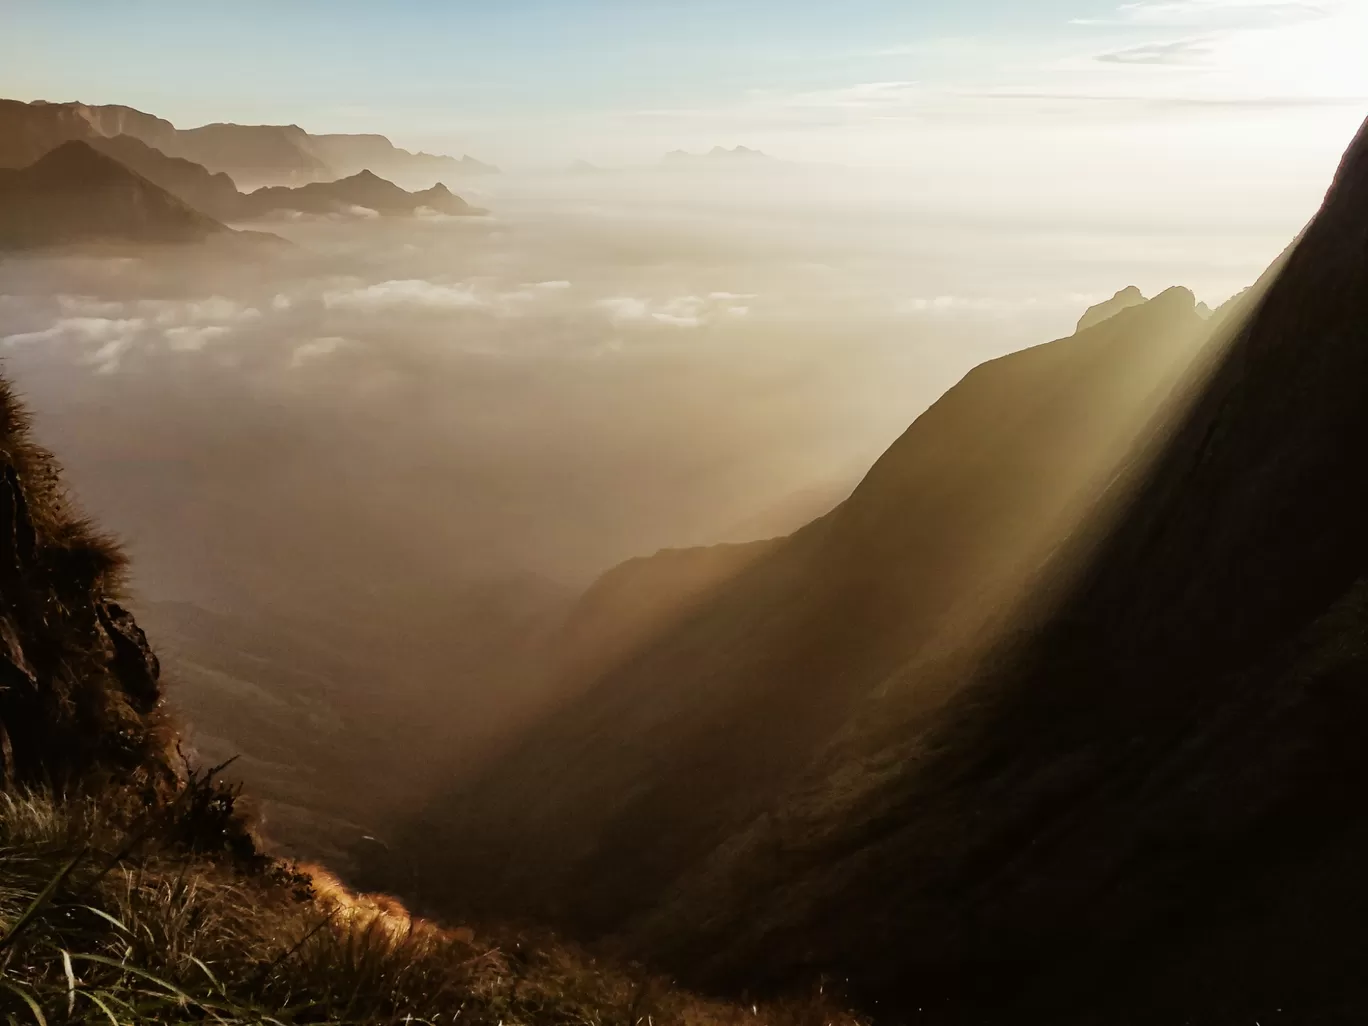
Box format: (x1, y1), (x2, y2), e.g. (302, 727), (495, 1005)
(402, 282), (1217, 933)
(550, 539), (778, 689)
(0, 141), (233, 248)
(631, 113), (1368, 1022)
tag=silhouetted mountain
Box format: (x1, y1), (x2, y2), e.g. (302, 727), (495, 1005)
(568, 159), (605, 174)
(23, 133), (483, 223)
(0, 141), (233, 248)
(310, 134), (500, 178)
(1076, 284), (1146, 331)
(241, 170), (485, 218)
(662, 145), (777, 166)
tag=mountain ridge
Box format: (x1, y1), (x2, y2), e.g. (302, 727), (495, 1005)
(0, 97), (497, 184)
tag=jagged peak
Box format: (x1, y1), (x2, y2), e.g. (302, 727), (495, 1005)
(1150, 285), (1196, 310)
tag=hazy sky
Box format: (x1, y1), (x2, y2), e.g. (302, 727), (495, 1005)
(4, 0), (1366, 167)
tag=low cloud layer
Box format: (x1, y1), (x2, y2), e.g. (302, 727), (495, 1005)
(0, 167), (1302, 801)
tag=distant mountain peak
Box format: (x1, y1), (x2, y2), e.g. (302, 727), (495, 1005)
(663, 145), (775, 164)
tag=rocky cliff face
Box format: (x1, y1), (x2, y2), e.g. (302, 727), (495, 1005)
(0, 99), (176, 167)
(0, 378), (171, 788)
(1076, 284), (1146, 332)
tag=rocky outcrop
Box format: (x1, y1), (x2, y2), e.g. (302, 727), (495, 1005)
(0, 378), (171, 786)
(1076, 284), (1147, 332)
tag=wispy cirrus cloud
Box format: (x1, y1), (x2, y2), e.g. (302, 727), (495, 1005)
(1095, 37), (1217, 64)
(1074, 1), (1334, 28)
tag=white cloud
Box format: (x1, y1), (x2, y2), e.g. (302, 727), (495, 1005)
(1076, 1), (1334, 27)
(1095, 37), (1216, 64)
(290, 336), (351, 368)
(596, 297), (652, 322)
(323, 279), (487, 312)
(89, 336), (135, 375)
(3, 316), (146, 348)
(595, 293), (754, 329)
(165, 325), (232, 352)
(651, 312), (703, 327)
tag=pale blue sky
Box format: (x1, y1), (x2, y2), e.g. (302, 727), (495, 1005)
(3, 0), (1366, 165)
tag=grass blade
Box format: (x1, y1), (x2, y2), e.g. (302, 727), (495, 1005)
(68, 953), (229, 1024)
(61, 948), (76, 1017)
(0, 849), (88, 950)
(0, 982), (47, 1026)
(78, 990), (121, 1026)
(74, 906), (132, 936)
